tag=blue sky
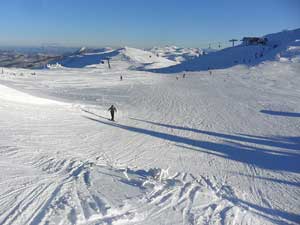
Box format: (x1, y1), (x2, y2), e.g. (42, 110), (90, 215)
(0, 0), (299, 48)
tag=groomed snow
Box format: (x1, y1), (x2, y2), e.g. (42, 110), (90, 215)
(0, 29), (300, 225)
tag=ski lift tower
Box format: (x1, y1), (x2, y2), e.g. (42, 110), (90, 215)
(229, 39), (238, 47)
(105, 57), (111, 69)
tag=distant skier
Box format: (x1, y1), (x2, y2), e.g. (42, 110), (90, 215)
(108, 105), (117, 121)
(183, 73), (186, 78)
(120, 75), (123, 81)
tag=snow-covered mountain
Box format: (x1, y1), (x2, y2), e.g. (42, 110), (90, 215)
(148, 46), (205, 62)
(73, 46), (113, 55)
(150, 28), (300, 73)
(49, 29), (300, 72)
(2, 29), (299, 72)
(51, 46), (177, 69)
(0, 28), (300, 225)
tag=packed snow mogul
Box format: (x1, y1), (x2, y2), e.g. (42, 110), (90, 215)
(108, 105), (117, 121)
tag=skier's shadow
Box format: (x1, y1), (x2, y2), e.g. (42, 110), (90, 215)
(83, 115), (300, 224)
(81, 108), (110, 121)
(130, 118), (300, 151)
(83, 115), (300, 173)
(260, 110), (300, 117)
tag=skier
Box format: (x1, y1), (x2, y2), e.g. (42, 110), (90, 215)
(108, 105), (117, 121)
(120, 75), (123, 81)
(183, 73), (186, 78)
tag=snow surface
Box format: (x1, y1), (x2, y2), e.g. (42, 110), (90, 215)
(149, 46), (204, 62)
(0, 29), (300, 225)
(150, 29), (300, 73)
(51, 47), (177, 70)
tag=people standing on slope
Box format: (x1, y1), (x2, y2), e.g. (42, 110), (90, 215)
(207, 67), (212, 76)
(108, 105), (117, 121)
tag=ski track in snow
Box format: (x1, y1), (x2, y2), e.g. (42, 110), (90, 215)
(0, 55), (300, 224)
(0, 152), (287, 225)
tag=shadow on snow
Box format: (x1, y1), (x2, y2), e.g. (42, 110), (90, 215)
(83, 116), (300, 173)
(130, 118), (300, 152)
(260, 110), (300, 118)
(83, 116), (300, 224)
(229, 172), (300, 188)
(226, 196), (300, 224)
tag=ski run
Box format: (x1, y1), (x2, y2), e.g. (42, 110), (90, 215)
(0, 29), (300, 225)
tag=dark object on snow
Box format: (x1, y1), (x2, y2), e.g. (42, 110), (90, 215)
(103, 57), (111, 69)
(242, 37), (268, 46)
(120, 75), (123, 81)
(108, 105), (117, 121)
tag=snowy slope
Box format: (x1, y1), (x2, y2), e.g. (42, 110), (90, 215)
(1, 56), (300, 225)
(51, 47), (177, 69)
(150, 28), (300, 73)
(0, 84), (67, 105)
(149, 46), (204, 62)
(0, 29), (300, 225)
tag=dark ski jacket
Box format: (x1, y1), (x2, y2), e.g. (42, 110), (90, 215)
(108, 105), (117, 113)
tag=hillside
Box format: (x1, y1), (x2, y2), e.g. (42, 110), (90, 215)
(150, 29), (300, 73)
(0, 28), (299, 225)
(51, 47), (177, 69)
(149, 46), (204, 62)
